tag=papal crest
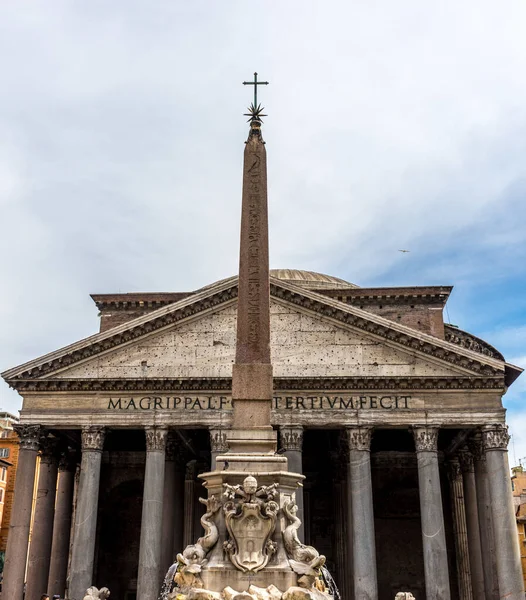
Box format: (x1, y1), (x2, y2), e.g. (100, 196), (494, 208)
(222, 475), (279, 572)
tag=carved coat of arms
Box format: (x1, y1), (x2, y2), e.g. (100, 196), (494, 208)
(223, 476), (278, 572)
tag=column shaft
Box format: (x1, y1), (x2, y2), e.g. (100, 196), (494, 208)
(483, 425), (525, 600)
(448, 459), (472, 600)
(414, 427), (451, 600)
(69, 426), (105, 600)
(1, 425), (41, 600)
(280, 426), (304, 543)
(347, 427), (377, 600)
(137, 427), (167, 600)
(183, 461), (196, 547)
(458, 450), (485, 599)
(48, 455), (75, 599)
(25, 439), (59, 600)
(470, 435), (499, 600)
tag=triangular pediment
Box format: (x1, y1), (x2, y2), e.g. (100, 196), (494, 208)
(2, 276), (509, 387)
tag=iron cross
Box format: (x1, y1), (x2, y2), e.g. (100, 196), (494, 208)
(243, 72), (269, 107)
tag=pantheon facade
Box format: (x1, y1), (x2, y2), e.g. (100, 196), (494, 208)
(1, 268), (523, 600)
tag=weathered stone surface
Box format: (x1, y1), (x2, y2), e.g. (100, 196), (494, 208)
(53, 301), (462, 380)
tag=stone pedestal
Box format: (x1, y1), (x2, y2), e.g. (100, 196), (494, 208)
(458, 449), (484, 599)
(25, 437), (59, 600)
(2, 424), (41, 600)
(48, 452), (76, 599)
(469, 434), (499, 600)
(347, 427), (378, 600)
(137, 426), (168, 600)
(482, 425), (525, 600)
(279, 426), (304, 543)
(447, 459), (472, 600)
(413, 426), (451, 600)
(69, 426), (105, 600)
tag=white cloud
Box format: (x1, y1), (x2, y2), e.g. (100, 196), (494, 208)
(1, 0), (526, 414)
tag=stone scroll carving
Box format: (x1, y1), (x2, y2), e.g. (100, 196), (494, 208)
(280, 426), (304, 452)
(223, 475), (279, 572)
(83, 586), (110, 599)
(81, 426), (106, 452)
(176, 495), (221, 588)
(482, 424), (510, 451)
(13, 424), (41, 451)
(145, 426), (167, 452)
(413, 426), (439, 452)
(346, 426), (373, 451)
(283, 498), (326, 588)
(210, 428), (229, 453)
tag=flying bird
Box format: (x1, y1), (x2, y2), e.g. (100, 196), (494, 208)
(398, 249), (410, 253)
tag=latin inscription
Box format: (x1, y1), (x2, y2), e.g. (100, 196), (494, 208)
(106, 395), (414, 411)
(247, 151), (261, 344)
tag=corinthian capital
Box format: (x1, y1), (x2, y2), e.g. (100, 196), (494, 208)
(210, 428), (229, 453)
(81, 426), (106, 452)
(145, 427), (167, 452)
(279, 426), (304, 452)
(413, 426), (439, 452)
(346, 427), (373, 451)
(13, 424), (41, 451)
(468, 432), (485, 463)
(39, 437), (59, 464)
(482, 424), (510, 451)
(458, 449), (475, 473)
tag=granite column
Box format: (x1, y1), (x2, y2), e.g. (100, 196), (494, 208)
(1, 424), (41, 600)
(469, 434), (499, 600)
(25, 437), (59, 600)
(458, 449), (485, 599)
(47, 451), (76, 599)
(137, 426), (168, 600)
(183, 460), (197, 547)
(280, 426), (305, 543)
(346, 426), (377, 600)
(161, 434), (185, 576)
(68, 426), (106, 600)
(413, 426), (451, 600)
(482, 424), (525, 600)
(447, 458), (472, 600)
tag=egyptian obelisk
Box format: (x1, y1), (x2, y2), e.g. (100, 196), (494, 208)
(232, 113), (272, 432)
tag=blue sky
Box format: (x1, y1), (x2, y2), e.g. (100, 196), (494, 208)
(1, 1), (525, 459)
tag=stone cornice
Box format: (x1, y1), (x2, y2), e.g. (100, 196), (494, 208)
(318, 286), (452, 306)
(8, 375), (506, 392)
(2, 277), (511, 385)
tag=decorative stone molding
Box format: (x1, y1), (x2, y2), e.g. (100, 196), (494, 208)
(444, 325), (504, 361)
(145, 426), (168, 452)
(4, 281), (504, 384)
(482, 424), (510, 451)
(468, 433), (485, 463)
(280, 426), (304, 452)
(210, 428), (229, 453)
(346, 427), (373, 451)
(39, 436), (59, 464)
(81, 426), (106, 452)
(458, 449), (475, 473)
(13, 424), (41, 451)
(413, 426), (439, 452)
(10, 374), (506, 392)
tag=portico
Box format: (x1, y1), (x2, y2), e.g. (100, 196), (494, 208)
(1, 100), (523, 599)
